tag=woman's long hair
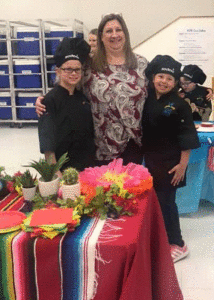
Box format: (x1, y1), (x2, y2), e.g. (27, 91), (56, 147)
(92, 14), (137, 72)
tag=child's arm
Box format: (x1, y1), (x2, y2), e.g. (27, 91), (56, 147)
(168, 149), (191, 186)
(206, 88), (213, 101)
(44, 151), (62, 178)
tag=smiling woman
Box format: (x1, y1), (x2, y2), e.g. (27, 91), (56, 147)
(101, 19), (125, 56)
(36, 14), (148, 166)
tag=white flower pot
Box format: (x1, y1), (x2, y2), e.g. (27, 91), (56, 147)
(62, 182), (80, 200)
(38, 176), (60, 197)
(22, 186), (37, 201)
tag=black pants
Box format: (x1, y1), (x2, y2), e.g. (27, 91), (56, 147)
(156, 188), (183, 247)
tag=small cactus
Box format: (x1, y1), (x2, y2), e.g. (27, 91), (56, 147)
(20, 170), (36, 188)
(62, 168), (79, 185)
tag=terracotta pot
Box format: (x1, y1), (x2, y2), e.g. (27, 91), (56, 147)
(38, 176), (60, 197)
(62, 182), (80, 200)
(22, 186), (37, 201)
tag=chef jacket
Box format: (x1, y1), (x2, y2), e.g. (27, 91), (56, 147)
(142, 88), (200, 190)
(38, 85), (95, 171)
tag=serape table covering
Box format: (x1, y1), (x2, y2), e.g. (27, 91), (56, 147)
(0, 189), (183, 300)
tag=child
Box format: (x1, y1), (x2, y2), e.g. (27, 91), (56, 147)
(179, 64), (212, 121)
(38, 38), (95, 174)
(142, 55), (200, 263)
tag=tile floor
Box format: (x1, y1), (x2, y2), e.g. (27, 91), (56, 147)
(1, 124), (214, 300)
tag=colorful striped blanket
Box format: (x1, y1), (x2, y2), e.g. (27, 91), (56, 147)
(0, 193), (106, 300)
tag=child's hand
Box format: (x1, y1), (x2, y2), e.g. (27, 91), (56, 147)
(206, 89), (213, 101)
(168, 163), (187, 186)
(178, 91), (185, 98)
(190, 103), (199, 113)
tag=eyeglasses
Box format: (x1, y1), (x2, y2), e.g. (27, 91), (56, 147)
(180, 81), (192, 87)
(60, 68), (82, 74)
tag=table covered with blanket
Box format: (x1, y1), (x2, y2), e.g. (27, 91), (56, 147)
(0, 190), (183, 300)
(176, 127), (214, 213)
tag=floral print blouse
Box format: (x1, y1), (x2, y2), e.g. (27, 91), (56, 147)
(83, 54), (148, 161)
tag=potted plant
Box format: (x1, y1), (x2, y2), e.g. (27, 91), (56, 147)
(62, 167), (80, 200)
(20, 169), (37, 201)
(26, 153), (69, 197)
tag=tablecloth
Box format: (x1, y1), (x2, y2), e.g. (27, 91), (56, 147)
(0, 189), (183, 300)
(176, 130), (214, 214)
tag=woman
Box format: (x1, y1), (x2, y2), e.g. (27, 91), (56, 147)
(142, 55), (200, 263)
(36, 14), (148, 166)
(38, 37), (95, 174)
(88, 28), (98, 57)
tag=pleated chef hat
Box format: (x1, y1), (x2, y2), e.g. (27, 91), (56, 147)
(54, 37), (90, 67)
(181, 65), (206, 84)
(145, 55), (182, 80)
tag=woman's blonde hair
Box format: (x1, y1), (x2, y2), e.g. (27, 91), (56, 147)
(92, 14), (137, 72)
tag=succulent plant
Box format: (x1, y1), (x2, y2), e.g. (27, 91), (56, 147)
(62, 167), (79, 185)
(20, 169), (36, 188)
(25, 152), (69, 182)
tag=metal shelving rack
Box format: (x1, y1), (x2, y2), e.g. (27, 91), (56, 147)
(0, 18), (84, 127)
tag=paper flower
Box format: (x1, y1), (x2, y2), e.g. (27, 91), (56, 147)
(79, 158), (153, 201)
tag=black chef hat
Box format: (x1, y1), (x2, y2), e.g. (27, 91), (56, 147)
(145, 55), (182, 80)
(54, 37), (90, 67)
(180, 65), (206, 84)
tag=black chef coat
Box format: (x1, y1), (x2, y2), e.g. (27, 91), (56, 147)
(38, 85), (95, 171)
(182, 85), (211, 121)
(142, 88), (200, 190)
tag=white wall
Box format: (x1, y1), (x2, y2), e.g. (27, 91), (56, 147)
(133, 17), (214, 88)
(0, 0), (81, 21)
(1, 0), (214, 47)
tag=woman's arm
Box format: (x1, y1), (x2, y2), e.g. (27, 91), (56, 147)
(168, 149), (191, 186)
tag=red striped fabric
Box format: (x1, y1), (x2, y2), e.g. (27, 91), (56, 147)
(34, 235), (63, 300)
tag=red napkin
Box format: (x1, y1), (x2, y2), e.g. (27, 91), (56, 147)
(29, 208), (74, 226)
(0, 211), (26, 229)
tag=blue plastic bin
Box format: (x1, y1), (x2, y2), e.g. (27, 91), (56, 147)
(16, 92), (40, 120)
(13, 59), (42, 88)
(16, 27), (40, 55)
(45, 27), (73, 55)
(0, 60), (10, 88)
(0, 92), (12, 119)
(0, 33), (7, 55)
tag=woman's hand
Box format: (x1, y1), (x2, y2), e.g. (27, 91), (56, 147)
(168, 149), (191, 186)
(35, 96), (46, 116)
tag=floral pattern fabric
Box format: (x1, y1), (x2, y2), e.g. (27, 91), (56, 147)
(83, 54), (148, 161)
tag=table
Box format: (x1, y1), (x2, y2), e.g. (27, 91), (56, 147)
(0, 190), (183, 300)
(176, 129), (214, 214)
